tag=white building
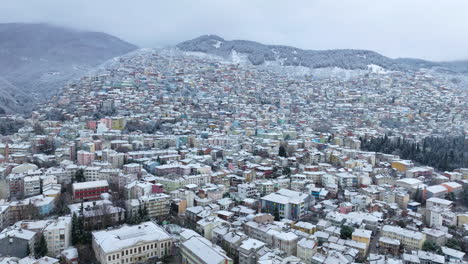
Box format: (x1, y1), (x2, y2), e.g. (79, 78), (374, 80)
(92, 221), (173, 264)
(14, 217), (71, 257)
(426, 197), (453, 209)
(297, 238), (317, 263)
(23, 176), (41, 197)
(180, 235), (232, 264)
(43, 217), (72, 256)
(237, 183), (257, 199)
(260, 189), (311, 220)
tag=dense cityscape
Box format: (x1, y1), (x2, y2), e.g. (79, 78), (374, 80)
(0, 46), (466, 264)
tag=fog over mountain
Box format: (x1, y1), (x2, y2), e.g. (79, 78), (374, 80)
(1, 23), (468, 115)
(0, 23), (137, 113)
(2, 0), (468, 61)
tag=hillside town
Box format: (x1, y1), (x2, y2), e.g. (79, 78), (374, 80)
(0, 49), (467, 264)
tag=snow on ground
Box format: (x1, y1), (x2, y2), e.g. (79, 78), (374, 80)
(213, 40), (222, 49)
(230, 50), (250, 65)
(367, 64), (388, 74)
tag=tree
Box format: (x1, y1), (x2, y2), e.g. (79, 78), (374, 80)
(77, 244), (96, 264)
(445, 192), (456, 201)
(445, 238), (462, 251)
(396, 220), (407, 228)
(26, 244), (31, 256)
(422, 240), (440, 252)
(414, 188), (422, 203)
(340, 225), (354, 239)
(71, 213), (81, 245)
(282, 167), (291, 177)
(279, 145), (287, 157)
(54, 190), (71, 215)
(74, 169), (85, 183)
(138, 203), (150, 222)
(34, 234), (48, 258)
(273, 207), (280, 221)
(360, 135), (467, 172)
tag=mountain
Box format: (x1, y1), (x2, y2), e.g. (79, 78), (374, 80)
(177, 35), (468, 74)
(395, 58), (468, 74)
(0, 77), (31, 114)
(0, 23), (138, 114)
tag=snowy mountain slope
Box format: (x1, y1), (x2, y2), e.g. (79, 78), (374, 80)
(177, 35), (468, 74)
(0, 23), (138, 114)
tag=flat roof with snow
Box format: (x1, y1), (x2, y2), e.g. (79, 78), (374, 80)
(92, 221), (171, 254)
(73, 180), (109, 190)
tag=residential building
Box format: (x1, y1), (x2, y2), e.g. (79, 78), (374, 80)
(72, 180), (109, 201)
(381, 225), (425, 250)
(261, 189), (311, 220)
(181, 235), (233, 264)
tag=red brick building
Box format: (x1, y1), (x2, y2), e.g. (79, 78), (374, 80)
(72, 180), (109, 201)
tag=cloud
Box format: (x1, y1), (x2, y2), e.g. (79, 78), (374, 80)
(1, 0), (467, 61)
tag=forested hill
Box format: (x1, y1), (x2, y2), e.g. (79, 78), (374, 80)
(177, 35), (468, 73)
(360, 135), (467, 171)
(0, 23), (138, 114)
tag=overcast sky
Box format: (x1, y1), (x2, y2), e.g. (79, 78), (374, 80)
(2, 0), (467, 61)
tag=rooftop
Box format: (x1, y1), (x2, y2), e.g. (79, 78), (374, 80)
(92, 221), (171, 253)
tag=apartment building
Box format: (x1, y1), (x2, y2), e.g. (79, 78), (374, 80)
(381, 225), (425, 250)
(154, 164), (191, 176)
(237, 183), (257, 199)
(7, 174), (25, 198)
(297, 238), (317, 263)
(84, 166), (101, 181)
(181, 235), (233, 264)
(352, 229), (372, 255)
(238, 238), (265, 264)
(139, 194), (170, 218)
(77, 150), (95, 165)
(0, 205), (9, 229)
(0, 228), (37, 258)
(18, 217), (72, 256)
(261, 189), (311, 220)
(72, 180), (109, 201)
(69, 200), (125, 230)
(426, 197), (453, 209)
(271, 230), (299, 256)
(23, 175), (41, 197)
(378, 236), (400, 255)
